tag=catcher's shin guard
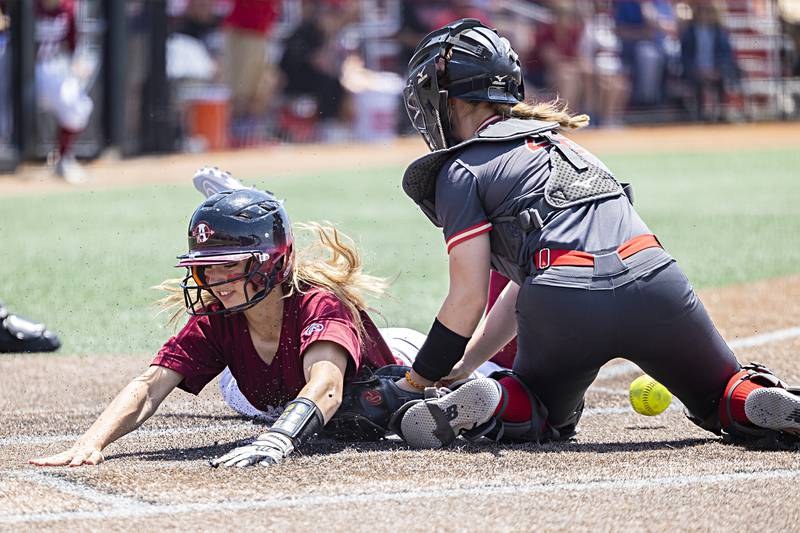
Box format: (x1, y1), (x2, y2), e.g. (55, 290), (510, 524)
(720, 362), (800, 439)
(398, 378), (503, 449)
(462, 370), (562, 444)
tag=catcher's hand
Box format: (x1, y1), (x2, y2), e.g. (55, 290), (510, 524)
(210, 431), (293, 468)
(326, 365), (423, 441)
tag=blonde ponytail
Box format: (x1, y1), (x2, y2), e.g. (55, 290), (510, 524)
(288, 222), (388, 340)
(494, 99), (590, 130)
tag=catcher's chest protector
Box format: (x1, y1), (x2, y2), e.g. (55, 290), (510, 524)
(403, 119), (626, 283)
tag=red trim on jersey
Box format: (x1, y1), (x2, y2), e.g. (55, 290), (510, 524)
(526, 139), (548, 152)
(475, 114), (504, 134)
(446, 222), (492, 253)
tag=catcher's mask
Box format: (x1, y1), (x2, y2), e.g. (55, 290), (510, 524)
(403, 18), (525, 151)
(176, 189), (293, 316)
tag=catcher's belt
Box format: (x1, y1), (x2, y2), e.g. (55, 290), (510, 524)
(532, 233), (662, 271)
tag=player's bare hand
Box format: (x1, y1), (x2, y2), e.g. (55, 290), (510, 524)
(29, 444), (105, 467)
(210, 431), (293, 468)
(441, 360), (474, 384)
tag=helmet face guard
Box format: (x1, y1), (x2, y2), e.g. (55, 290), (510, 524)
(404, 57), (451, 151)
(177, 250), (291, 316)
(404, 19), (525, 152)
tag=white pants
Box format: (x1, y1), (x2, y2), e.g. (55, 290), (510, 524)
(36, 57), (93, 131)
(219, 327), (506, 420)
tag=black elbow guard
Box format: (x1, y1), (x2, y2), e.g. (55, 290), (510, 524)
(412, 318), (471, 382)
(269, 397), (324, 448)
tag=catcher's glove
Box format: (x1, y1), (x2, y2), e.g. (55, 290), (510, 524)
(326, 365), (423, 441)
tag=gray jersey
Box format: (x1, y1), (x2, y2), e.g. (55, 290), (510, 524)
(434, 132), (673, 288)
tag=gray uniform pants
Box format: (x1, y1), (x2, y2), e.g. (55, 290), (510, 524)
(513, 261), (740, 431)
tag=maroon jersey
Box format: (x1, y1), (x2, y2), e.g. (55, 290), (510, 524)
(223, 0), (280, 35)
(36, 0), (76, 61)
(152, 286), (398, 411)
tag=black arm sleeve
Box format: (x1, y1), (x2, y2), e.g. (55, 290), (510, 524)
(412, 318), (471, 382)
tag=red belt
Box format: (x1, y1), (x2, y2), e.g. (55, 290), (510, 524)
(534, 234), (662, 270)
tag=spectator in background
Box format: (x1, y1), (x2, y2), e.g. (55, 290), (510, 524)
(680, 1), (740, 121)
(527, 2), (587, 111)
(35, 0), (96, 184)
(278, 0), (360, 137)
(0, 2), (11, 148)
(168, 0), (223, 82)
(581, 0), (629, 127)
(396, 0), (433, 71)
(614, 0), (679, 107)
(779, 0), (800, 77)
(222, 0), (280, 121)
(175, 0), (223, 61)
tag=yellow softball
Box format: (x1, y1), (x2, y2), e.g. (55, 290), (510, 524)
(629, 374), (672, 416)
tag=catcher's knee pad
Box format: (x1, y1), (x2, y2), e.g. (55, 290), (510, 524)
(462, 370), (560, 443)
(717, 362), (793, 439)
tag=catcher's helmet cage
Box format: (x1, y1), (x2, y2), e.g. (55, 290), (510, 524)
(176, 189), (294, 316)
(403, 18), (525, 151)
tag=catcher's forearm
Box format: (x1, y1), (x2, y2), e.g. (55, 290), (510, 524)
(463, 281), (520, 367)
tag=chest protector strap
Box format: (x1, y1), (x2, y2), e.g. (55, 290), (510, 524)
(402, 118), (560, 226)
(496, 132), (631, 234)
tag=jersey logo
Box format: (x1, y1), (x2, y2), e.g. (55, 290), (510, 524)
(192, 222), (215, 244)
(573, 175), (599, 189)
(303, 322), (325, 336)
(362, 390), (383, 406)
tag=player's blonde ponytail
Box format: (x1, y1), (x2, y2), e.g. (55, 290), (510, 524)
(288, 222), (388, 340)
(493, 99), (590, 130)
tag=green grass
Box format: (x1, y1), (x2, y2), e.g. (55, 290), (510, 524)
(1, 147), (798, 355)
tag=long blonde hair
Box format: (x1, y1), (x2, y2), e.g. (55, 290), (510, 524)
(155, 222), (388, 340)
(492, 99), (590, 130)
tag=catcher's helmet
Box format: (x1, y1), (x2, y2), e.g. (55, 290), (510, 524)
(403, 18), (525, 151)
(176, 189), (293, 316)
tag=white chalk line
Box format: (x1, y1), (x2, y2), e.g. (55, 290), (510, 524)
(583, 402), (684, 417)
(595, 325), (800, 381)
(1, 468), (798, 525)
(6, 471), (142, 508)
(0, 422), (256, 447)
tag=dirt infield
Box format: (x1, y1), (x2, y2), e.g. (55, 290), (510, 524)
(2, 121), (799, 196)
(2, 275), (799, 531)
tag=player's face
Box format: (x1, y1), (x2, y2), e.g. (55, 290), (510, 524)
(204, 261), (249, 309)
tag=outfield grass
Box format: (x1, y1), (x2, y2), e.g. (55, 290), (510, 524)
(1, 147), (798, 355)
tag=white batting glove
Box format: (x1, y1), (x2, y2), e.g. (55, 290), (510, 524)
(210, 431), (294, 468)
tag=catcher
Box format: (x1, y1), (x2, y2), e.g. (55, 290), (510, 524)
(392, 19), (800, 450)
(29, 172), (468, 469)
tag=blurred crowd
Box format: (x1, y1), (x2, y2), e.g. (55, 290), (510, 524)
(2, 0), (800, 177)
(162, 0), (800, 149)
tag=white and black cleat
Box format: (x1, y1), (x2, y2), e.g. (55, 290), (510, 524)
(399, 378), (502, 449)
(54, 154), (87, 184)
(744, 387), (800, 436)
(192, 167), (248, 198)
